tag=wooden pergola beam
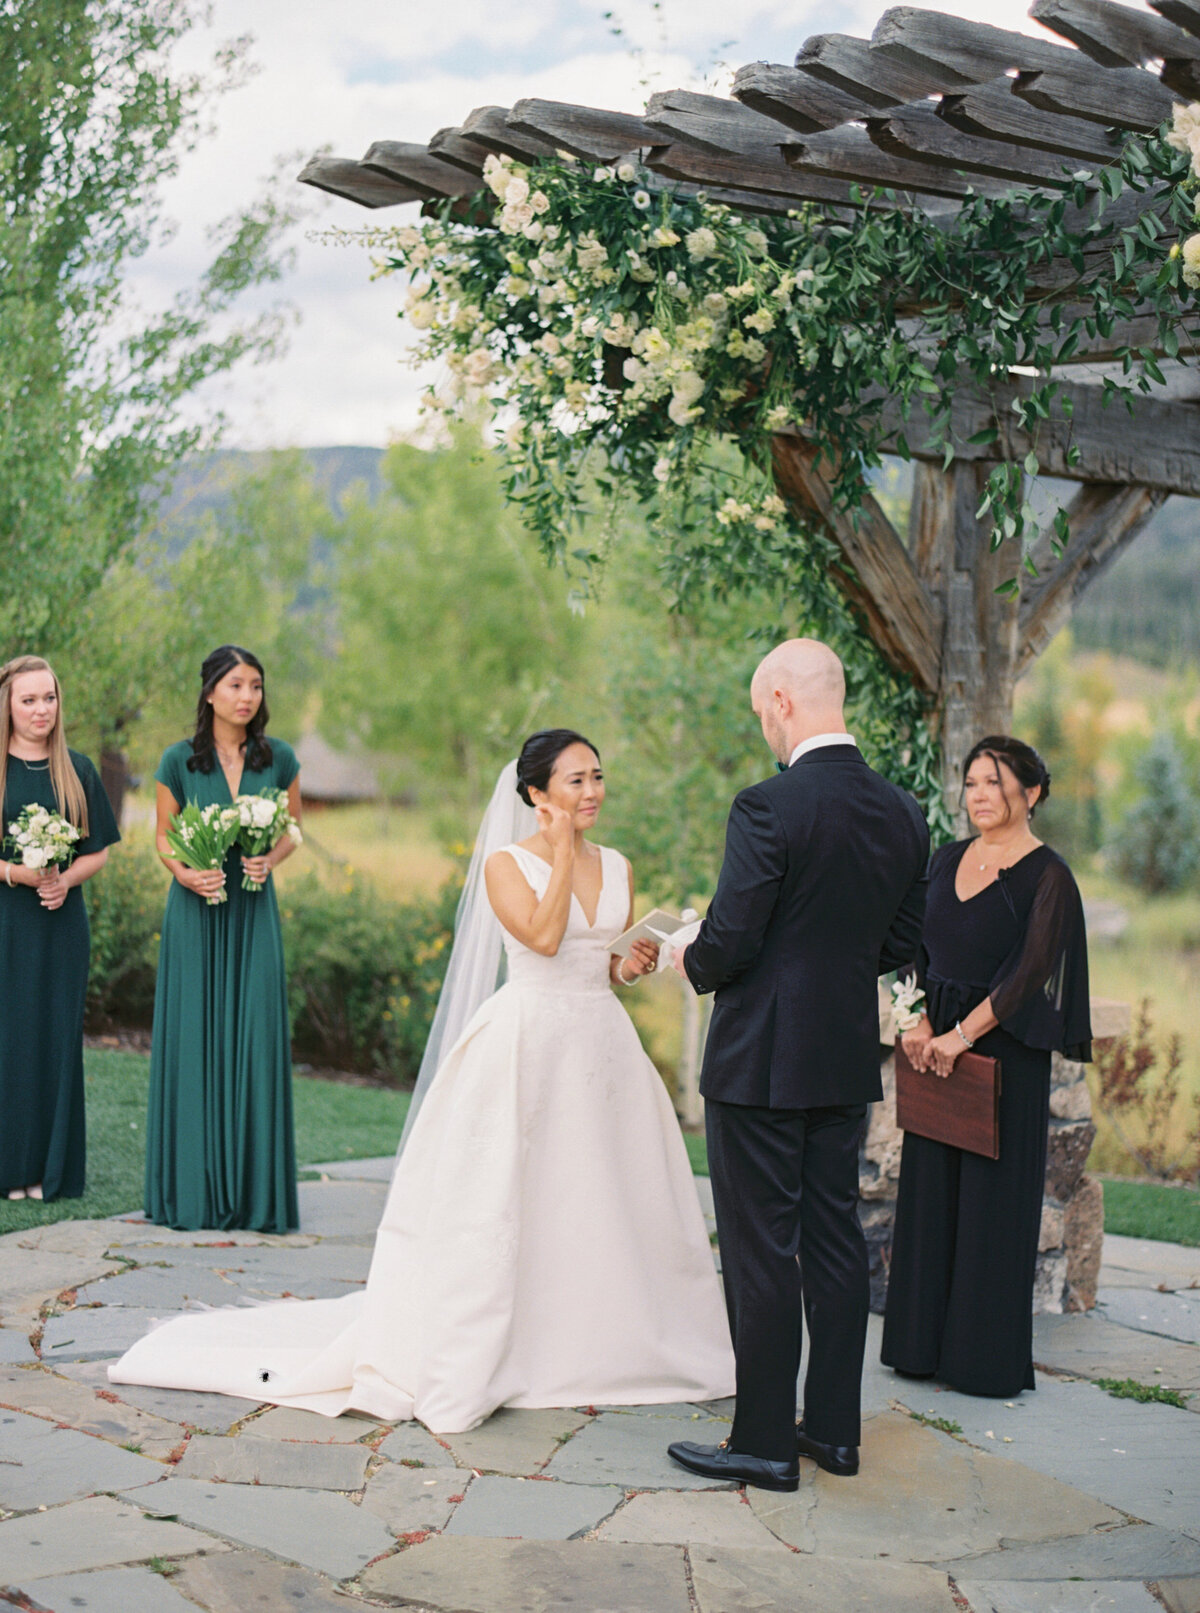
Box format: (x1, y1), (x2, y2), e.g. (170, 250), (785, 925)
(297, 156), (426, 209)
(361, 142), (482, 199)
(1152, 0), (1200, 34)
(870, 101), (1097, 186)
(1014, 63), (1178, 128)
(874, 376), (1200, 495)
(871, 5), (1083, 85)
(506, 99), (659, 162)
(643, 90), (795, 157)
(731, 62), (885, 133)
(427, 126), (489, 176)
(770, 435), (944, 694)
(1031, 0), (1200, 68)
(794, 32), (948, 106)
(459, 106), (563, 164)
(644, 142), (862, 209)
(784, 125), (1008, 198)
(1016, 482), (1168, 674)
(937, 78), (1124, 164)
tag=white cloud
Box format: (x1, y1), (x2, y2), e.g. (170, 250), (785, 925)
(130, 0), (1081, 449)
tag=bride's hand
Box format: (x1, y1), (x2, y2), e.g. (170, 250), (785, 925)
(624, 938), (659, 978)
(536, 801), (574, 853)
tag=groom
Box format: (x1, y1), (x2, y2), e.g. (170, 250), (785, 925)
(668, 639), (929, 1492)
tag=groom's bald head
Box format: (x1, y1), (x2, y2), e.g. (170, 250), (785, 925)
(751, 639), (847, 764)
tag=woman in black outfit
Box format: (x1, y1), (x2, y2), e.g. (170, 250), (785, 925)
(881, 736), (1091, 1398)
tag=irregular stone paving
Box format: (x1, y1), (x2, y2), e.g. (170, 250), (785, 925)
(0, 1168), (1197, 1613)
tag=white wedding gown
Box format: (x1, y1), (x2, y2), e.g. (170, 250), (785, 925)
(110, 842), (735, 1432)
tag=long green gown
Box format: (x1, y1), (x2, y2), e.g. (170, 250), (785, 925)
(144, 736), (300, 1233)
(0, 751), (120, 1199)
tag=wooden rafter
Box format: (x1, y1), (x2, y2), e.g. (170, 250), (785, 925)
(873, 376), (1200, 495)
(1016, 482), (1168, 672)
(770, 436), (945, 694)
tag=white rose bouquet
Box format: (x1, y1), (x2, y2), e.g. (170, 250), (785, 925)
(5, 804), (81, 872)
(165, 801), (243, 905)
(890, 976), (928, 1034)
(233, 788), (302, 891)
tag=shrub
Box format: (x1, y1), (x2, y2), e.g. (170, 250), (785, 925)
(1111, 732), (1200, 895)
(1094, 997), (1199, 1183)
(85, 838), (165, 1028)
(280, 870), (460, 1083)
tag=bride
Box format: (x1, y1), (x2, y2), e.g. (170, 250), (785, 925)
(110, 728), (735, 1432)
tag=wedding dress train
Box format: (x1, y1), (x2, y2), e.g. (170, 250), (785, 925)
(110, 842), (735, 1432)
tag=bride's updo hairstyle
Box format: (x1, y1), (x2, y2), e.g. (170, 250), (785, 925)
(962, 735), (1051, 822)
(516, 729), (600, 806)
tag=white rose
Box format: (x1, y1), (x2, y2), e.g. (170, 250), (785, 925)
(287, 824), (304, 846)
(653, 456), (671, 484)
(685, 226), (717, 260)
(23, 846), (48, 869)
(530, 190), (550, 214)
(504, 174), (529, 206)
(251, 798), (276, 829)
(1182, 232), (1200, 289)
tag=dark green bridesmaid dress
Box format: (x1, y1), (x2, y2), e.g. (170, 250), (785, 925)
(144, 736), (300, 1233)
(0, 751), (120, 1199)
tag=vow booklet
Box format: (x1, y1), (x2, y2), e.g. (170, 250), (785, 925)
(609, 910), (701, 966)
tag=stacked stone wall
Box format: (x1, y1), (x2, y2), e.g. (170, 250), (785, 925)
(860, 997), (1127, 1315)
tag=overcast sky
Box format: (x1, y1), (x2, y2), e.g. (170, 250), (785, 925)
(142, 0), (1043, 450)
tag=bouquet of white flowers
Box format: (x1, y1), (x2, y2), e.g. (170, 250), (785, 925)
(165, 801), (243, 905)
(5, 804), (81, 872)
(890, 976), (928, 1034)
(233, 788), (302, 891)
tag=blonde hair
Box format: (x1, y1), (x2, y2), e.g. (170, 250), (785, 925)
(0, 657), (89, 837)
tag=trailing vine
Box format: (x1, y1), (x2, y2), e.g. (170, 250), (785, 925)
(329, 105), (1199, 823)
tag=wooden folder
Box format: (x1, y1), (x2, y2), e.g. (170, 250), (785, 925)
(894, 1042), (1001, 1160)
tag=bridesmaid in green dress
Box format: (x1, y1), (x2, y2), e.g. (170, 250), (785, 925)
(0, 657), (120, 1201)
(146, 644), (303, 1232)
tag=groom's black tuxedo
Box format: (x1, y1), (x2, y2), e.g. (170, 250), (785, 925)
(685, 744), (929, 1462)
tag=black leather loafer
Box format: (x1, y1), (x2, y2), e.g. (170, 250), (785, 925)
(795, 1421), (859, 1476)
(667, 1439), (800, 1492)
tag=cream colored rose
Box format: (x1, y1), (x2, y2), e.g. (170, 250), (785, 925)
(1182, 232), (1200, 289)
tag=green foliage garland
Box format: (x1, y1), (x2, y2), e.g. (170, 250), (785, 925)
(333, 109), (1200, 819)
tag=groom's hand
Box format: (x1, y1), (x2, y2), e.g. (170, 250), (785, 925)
(671, 942), (691, 981)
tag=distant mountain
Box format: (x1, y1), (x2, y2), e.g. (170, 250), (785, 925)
(156, 446), (385, 527)
(1072, 496), (1200, 667)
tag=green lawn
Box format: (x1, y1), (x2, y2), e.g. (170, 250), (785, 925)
(0, 1048), (410, 1237)
(5, 1051), (1198, 1251)
(1099, 1176), (1200, 1247)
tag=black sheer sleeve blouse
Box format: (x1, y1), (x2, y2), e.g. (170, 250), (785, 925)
(914, 840), (1092, 1063)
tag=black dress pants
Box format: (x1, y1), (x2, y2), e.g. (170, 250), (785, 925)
(706, 1098), (869, 1461)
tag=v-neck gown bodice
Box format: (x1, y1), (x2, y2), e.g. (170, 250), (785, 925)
(112, 840), (735, 1432)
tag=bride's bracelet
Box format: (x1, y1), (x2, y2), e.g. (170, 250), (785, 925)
(617, 959), (640, 987)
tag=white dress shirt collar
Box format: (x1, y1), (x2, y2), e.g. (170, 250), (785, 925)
(788, 733), (858, 767)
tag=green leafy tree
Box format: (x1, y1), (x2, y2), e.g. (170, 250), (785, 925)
(324, 427), (594, 808)
(1, 0), (299, 685)
(1112, 730), (1200, 894)
(69, 452), (334, 813)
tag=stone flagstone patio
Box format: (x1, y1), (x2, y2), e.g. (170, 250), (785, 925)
(1, 1163), (1198, 1612)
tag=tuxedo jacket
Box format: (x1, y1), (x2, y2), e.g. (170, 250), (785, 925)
(686, 746), (929, 1109)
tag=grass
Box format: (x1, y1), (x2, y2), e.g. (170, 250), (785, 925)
(907, 1412), (963, 1436)
(0, 1048), (411, 1237)
(1099, 1177), (1200, 1246)
(683, 1130), (709, 1177)
(1094, 1377), (1189, 1409)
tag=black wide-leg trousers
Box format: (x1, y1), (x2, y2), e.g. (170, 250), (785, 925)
(706, 1097), (870, 1461)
